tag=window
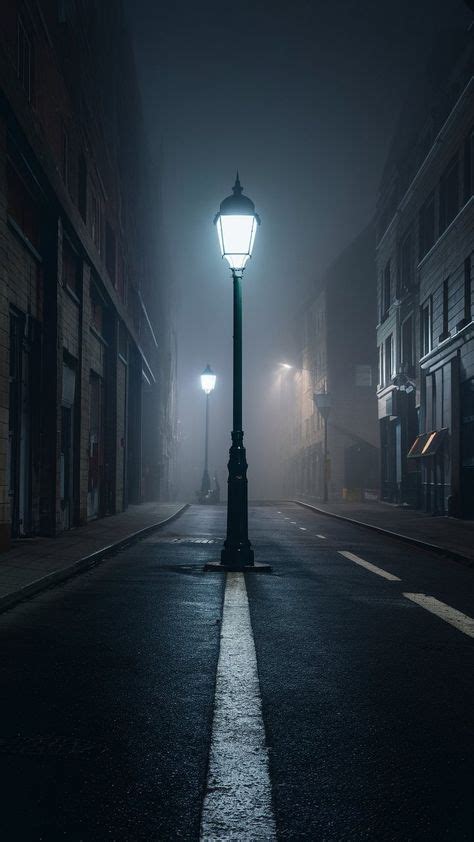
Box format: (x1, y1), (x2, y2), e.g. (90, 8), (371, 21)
(378, 344), (384, 386)
(90, 189), (101, 252)
(90, 286), (103, 334)
(465, 255), (472, 324)
(419, 192), (435, 259)
(382, 260), (391, 318)
(61, 120), (69, 188)
(78, 154), (87, 221)
(440, 278), (450, 340)
(439, 156), (459, 233)
(17, 16), (32, 100)
(399, 230), (414, 291)
(105, 222), (116, 285)
(401, 315), (413, 370)
(384, 335), (393, 384)
(62, 236), (79, 294)
(420, 299), (432, 357)
(7, 161), (40, 249)
(464, 128), (473, 203)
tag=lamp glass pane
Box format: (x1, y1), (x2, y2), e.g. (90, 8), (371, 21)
(201, 372), (216, 394)
(218, 214), (256, 270)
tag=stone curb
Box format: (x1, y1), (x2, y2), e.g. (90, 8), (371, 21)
(0, 504), (189, 615)
(292, 500), (474, 569)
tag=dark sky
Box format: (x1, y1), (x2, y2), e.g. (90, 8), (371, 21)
(124, 0), (472, 499)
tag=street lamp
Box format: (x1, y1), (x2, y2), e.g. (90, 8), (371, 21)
(206, 173), (269, 571)
(200, 364), (216, 500)
(313, 391), (332, 503)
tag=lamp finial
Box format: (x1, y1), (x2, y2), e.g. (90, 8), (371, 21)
(233, 172), (243, 196)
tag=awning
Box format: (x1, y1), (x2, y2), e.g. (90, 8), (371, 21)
(407, 428), (448, 458)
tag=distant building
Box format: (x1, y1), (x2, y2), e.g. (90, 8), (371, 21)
(0, 1), (176, 549)
(282, 224), (379, 501)
(376, 27), (473, 516)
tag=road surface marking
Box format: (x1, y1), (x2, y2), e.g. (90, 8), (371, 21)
(284, 517), (290, 520)
(338, 550), (401, 581)
(290, 521), (297, 524)
(200, 573), (276, 841)
(299, 527), (307, 531)
(277, 511), (281, 513)
(316, 534), (327, 540)
(403, 593), (474, 638)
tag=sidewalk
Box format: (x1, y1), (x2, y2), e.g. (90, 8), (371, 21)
(293, 498), (474, 566)
(0, 501), (188, 611)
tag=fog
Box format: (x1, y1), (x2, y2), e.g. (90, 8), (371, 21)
(124, 0), (472, 501)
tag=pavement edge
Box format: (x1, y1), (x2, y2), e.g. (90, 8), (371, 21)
(292, 500), (474, 569)
(0, 504), (190, 614)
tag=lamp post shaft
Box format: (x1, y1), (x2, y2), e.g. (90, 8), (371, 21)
(323, 416), (328, 503)
(233, 271), (242, 432)
(201, 392), (211, 495)
(205, 392), (210, 472)
(220, 270), (254, 567)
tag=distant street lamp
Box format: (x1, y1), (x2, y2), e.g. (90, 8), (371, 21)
(313, 391), (332, 503)
(200, 364), (216, 500)
(206, 173), (269, 571)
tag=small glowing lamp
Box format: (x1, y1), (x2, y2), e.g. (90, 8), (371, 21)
(214, 173), (260, 271)
(201, 364), (216, 395)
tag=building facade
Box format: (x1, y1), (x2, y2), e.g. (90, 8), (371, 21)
(0, 1), (176, 550)
(376, 29), (473, 516)
(282, 225), (379, 501)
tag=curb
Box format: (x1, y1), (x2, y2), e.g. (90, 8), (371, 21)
(0, 504), (189, 614)
(292, 500), (474, 568)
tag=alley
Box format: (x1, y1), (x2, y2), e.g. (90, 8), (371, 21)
(0, 504), (472, 840)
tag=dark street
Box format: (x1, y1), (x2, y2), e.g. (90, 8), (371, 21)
(0, 504), (472, 840)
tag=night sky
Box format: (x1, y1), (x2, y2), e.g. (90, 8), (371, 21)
(124, 0), (472, 499)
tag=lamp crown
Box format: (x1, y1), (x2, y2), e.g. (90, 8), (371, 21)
(217, 174), (258, 218)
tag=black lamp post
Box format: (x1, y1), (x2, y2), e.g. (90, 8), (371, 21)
(205, 174), (270, 571)
(313, 391), (331, 503)
(200, 364), (216, 500)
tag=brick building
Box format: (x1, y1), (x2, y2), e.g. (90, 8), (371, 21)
(0, 1), (176, 549)
(282, 225), (379, 501)
(376, 27), (473, 516)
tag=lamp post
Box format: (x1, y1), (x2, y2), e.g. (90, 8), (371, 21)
(313, 391), (331, 503)
(200, 364), (216, 500)
(206, 173), (269, 571)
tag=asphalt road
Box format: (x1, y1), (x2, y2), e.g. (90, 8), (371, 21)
(0, 503), (472, 840)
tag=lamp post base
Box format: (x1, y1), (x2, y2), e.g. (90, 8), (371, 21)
(204, 560), (272, 573)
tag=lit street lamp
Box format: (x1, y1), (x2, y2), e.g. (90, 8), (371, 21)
(200, 364), (216, 501)
(313, 391), (332, 503)
(206, 174), (269, 571)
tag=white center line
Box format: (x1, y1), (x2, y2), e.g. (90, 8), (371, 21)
(338, 550), (401, 581)
(290, 521), (297, 524)
(299, 527), (307, 531)
(403, 593), (474, 638)
(200, 573), (276, 841)
(316, 534), (327, 540)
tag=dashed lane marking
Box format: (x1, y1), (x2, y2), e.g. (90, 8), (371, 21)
(338, 550), (401, 581)
(200, 573), (276, 841)
(316, 534), (327, 540)
(299, 527), (307, 531)
(403, 593), (474, 638)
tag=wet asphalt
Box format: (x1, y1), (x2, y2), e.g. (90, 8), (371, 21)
(0, 503), (472, 841)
